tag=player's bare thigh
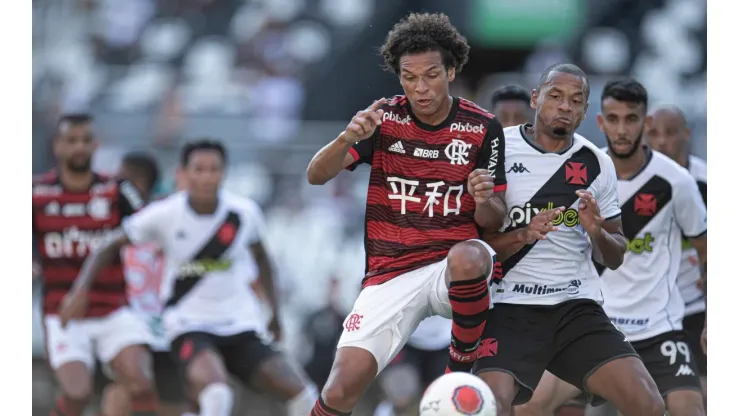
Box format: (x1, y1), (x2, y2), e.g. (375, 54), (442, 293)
(515, 371), (581, 416)
(664, 389), (705, 416)
(108, 345), (155, 396)
(250, 353), (311, 401)
(321, 346), (379, 412)
(186, 349), (230, 395)
(585, 356), (664, 416)
(55, 361), (94, 404)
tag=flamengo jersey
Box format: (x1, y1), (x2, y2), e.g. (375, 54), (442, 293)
(122, 190), (267, 339)
(348, 95), (507, 287)
(492, 125), (620, 306)
(600, 148), (707, 342)
(678, 155), (707, 317)
(32, 171), (144, 317)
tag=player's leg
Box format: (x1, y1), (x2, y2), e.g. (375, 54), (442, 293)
(44, 315), (95, 416)
(171, 332), (233, 416)
(472, 304), (554, 416)
(514, 371), (581, 416)
(683, 311), (707, 403)
(97, 308), (157, 415)
(151, 351), (188, 416)
(442, 240), (495, 373)
(546, 300), (664, 416)
(375, 347), (424, 416)
(631, 331), (704, 416)
(100, 383), (132, 416)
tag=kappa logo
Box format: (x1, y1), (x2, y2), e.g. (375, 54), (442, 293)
(449, 122), (485, 134)
(507, 162), (530, 173)
(389, 141), (405, 154)
(634, 193), (657, 216)
(565, 161), (588, 185)
(413, 148), (439, 159)
(675, 364), (695, 377)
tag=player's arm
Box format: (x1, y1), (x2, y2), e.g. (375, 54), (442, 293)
(472, 117), (508, 230)
(306, 99), (385, 185)
(482, 207), (564, 262)
(589, 216), (628, 270)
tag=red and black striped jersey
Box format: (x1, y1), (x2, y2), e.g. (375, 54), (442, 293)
(32, 170), (144, 317)
(347, 95), (507, 287)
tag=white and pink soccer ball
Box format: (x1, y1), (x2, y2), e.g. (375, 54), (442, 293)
(420, 372), (497, 415)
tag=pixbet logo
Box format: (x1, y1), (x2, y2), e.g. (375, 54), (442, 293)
(383, 112), (411, 125)
(509, 202), (579, 227)
(449, 122), (485, 134)
(627, 233), (654, 254)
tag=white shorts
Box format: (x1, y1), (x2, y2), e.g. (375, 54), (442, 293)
(337, 239), (495, 374)
(44, 307), (153, 370)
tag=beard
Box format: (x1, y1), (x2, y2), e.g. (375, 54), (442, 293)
(605, 130), (643, 159)
(66, 158), (92, 173)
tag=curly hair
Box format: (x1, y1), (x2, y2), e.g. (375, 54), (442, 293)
(380, 12), (470, 75)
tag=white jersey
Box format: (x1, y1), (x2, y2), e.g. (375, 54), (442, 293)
(677, 155), (707, 316)
(122, 190), (268, 340)
(492, 125), (621, 305)
(407, 315), (452, 351)
(600, 148), (707, 342)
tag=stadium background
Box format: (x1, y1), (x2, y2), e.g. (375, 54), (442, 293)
(31, 0), (707, 414)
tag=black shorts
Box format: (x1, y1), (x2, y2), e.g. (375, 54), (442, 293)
(473, 299), (638, 405)
(388, 344), (448, 387)
(682, 311), (707, 376)
(170, 331), (278, 385)
(631, 331), (703, 396)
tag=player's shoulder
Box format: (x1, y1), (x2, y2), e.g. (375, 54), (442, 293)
(221, 191), (263, 215)
(457, 97), (494, 120)
(503, 125), (524, 144)
(650, 150), (695, 186)
(573, 134), (611, 162)
(32, 170), (58, 185)
(687, 154), (707, 181)
(146, 190), (186, 211)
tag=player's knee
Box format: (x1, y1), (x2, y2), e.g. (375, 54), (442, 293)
(322, 383), (356, 410)
(635, 390), (665, 416)
(666, 390), (705, 416)
(62, 384), (93, 404)
(477, 371), (516, 416)
(447, 241), (491, 281)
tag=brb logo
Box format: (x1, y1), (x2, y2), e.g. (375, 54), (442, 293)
(382, 112), (411, 125)
(509, 202), (579, 227)
(445, 139), (473, 165)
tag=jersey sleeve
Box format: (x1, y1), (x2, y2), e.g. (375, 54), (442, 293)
(474, 117), (507, 192)
(674, 175), (708, 238)
(345, 129), (378, 171)
(118, 180), (146, 217)
(122, 199), (167, 246)
(242, 200), (267, 245)
(596, 156), (621, 220)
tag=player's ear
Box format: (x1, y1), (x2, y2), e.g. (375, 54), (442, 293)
(582, 102), (590, 123)
(447, 67), (456, 82)
(644, 115), (653, 129)
(530, 89), (538, 110)
(596, 113), (605, 132)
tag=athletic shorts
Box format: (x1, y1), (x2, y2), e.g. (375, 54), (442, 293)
(473, 299), (638, 405)
(387, 344), (448, 388)
(93, 350), (185, 404)
(682, 311), (707, 376)
(43, 307), (152, 370)
(337, 239), (495, 374)
(631, 330), (703, 396)
(170, 330), (278, 385)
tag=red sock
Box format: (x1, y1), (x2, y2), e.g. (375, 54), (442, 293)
(446, 275), (490, 373)
(49, 395), (85, 416)
(131, 392), (158, 416)
(310, 396), (352, 416)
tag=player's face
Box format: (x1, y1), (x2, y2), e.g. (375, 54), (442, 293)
(533, 73), (588, 138)
(644, 111), (690, 163)
(184, 150), (223, 201)
(54, 122), (96, 173)
(598, 97), (646, 159)
(493, 100), (532, 128)
(399, 51), (454, 118)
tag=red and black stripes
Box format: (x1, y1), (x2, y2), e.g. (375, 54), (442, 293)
(310, 396), (351, 416)
(446, 274), (490, 373)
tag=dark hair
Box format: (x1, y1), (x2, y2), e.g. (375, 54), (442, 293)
(601, 79), (649, 111)
(56, 113), (93, 137)
(380, 12), (470, 75)
(491, 84), (531, 108)
(180, 139), (227, 167)
(538, 63), (590, 98)
(122, 152), (160, 193)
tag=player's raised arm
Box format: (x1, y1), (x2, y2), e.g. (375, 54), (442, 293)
(470, 117), (508, 230)
(306, 98), (386, 185)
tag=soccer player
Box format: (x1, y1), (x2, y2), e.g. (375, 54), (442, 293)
(491, 84), (533, 128)
(63, 140), (318, 416)
(305, 12), (507, 416)
(645, 106), (708, 398)
(473, 67), (666, 416)
(511, 79), (708, 416)
(33, 114), (155, 416)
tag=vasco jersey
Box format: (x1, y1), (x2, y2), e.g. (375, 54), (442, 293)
(600, 148), (707, 342)
(677, 155), (707, 317)
(122, 190), (267, 340)
(491, 125), (620, 306)
(347, 95), (507, 287)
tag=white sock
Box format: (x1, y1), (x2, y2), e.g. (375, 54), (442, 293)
(198, 382), (233, 416)
(374, 401), (395, 416)
(286, 384), (319, 416)
(181, 413), (198, 416)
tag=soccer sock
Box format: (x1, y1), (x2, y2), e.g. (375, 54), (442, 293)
(286, 384), (319, 416)
(130, 392), (158, 416)
(49, 395), (86, 416)
(310, 396), (352, 416)
(446, 274), (490, 373)
(198, 382), (233, 416)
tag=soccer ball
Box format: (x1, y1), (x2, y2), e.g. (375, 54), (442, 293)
(420, 372), (497, 415)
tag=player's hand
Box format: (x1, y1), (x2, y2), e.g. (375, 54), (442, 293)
(59, 287), (89, 328)
(576, 190), (603, 235)
(268, 316), (282, 343)
(518, 207), (565, 244)
(701, 324), (707, 355)
(468, 169), (495, 204)
(342, 98), (386, 143)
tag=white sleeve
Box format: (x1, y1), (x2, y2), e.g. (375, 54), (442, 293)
(674, 175), (708, 238)
(596, 156), (621, 220)
(243, 201), (266, 245)
(122, 200), (168, 245)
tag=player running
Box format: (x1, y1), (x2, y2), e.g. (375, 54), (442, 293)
(33, 114), (155, 416)
(474, 67), (667, 416)
(512, 80), (708, 416)
(645, 106), (708, 398)
(63, 140), (318, 416)
(491, 84), (533, 128)
(305, 12), (507, 416)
